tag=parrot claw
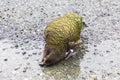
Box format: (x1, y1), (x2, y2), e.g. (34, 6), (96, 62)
(65, 49), (76, 60)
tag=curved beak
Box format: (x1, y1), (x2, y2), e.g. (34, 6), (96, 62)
(39, 61), (45, 67)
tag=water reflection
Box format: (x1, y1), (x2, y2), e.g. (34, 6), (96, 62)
(40, 45), (87, 80)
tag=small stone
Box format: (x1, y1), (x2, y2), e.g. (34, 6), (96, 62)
(117, 73), (120, 75)
(23, 67), (28, 73)
(14, 67), (20, 71)
(25, 41), (29, 43)
(94, 49), (97, 51)
(93, 52), (98, 55)
(38, 52), (42, 55)
(28, 54), (32, 57)
(24, 57), (29, 59)
(110, 60), (113, 63)
(23, 70), (26, 73)
(36, 59), (39, 61)
(81, 77), (86, 80)
(2, 48), (7, 51)
(16, 35), (18, 37)
(30, 13), (33, 15)
(89, 75), (97, 80)
(67, 75), (71, 79)
(32, 52), (37, 55)
(107, 73), (112, 76)
(4, 59), (8, 61)
(106, 50), (110, 53)
(15, 45), (19, 48)
(0, 71), (2, 73)
(15, 52), (20, 54)
(94, 45), (97, 47)
(89, 70), (94, 73)
(27, 63), (30, 65)
(21, 48), (24, 50)
(40, 73), (44, 76)
(37, 73), (40, 76)
(22, 52), (26, 55)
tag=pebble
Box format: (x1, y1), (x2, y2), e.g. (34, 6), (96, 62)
(28, 54), (32, 57)
(2, 48), (7, 51)
(23, 67), (28, 73)
(14, 67), (20, 71)
(89, 75), (97, 80)
(15, 52), (20, 54)
(0, 71), (2, 73)
(15, 45), (19, 48)
(22, 52), (27, 55)
(117, 73), (120, 75)
(32, 52), (37, 55)
(4, 59), (8, 61)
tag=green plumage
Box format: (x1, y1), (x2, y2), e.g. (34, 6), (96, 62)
(44, 12), (82, 48)
(41, 12), (83, 66)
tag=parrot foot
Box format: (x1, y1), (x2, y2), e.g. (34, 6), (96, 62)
(68, 39), (82, 49)
(65, 49), (76, 60)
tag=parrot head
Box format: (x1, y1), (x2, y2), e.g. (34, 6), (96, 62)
(39, 44), (65, 67)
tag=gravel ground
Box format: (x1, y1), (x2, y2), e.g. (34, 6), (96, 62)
(0, 0), (120, 80)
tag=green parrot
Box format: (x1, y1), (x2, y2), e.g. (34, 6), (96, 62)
(40, 12), (83, 66)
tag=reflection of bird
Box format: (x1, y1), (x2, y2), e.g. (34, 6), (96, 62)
(40, 12), (83, 66)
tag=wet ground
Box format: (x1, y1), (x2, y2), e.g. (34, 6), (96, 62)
(0, 0), (120, 80)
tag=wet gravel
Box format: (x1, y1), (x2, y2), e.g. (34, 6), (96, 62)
(0, 0), (120, 80)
